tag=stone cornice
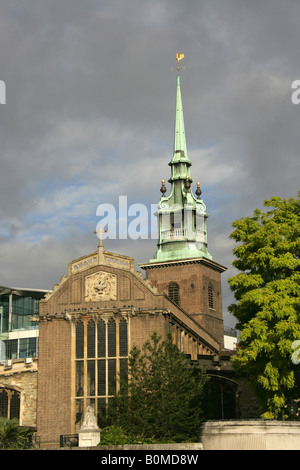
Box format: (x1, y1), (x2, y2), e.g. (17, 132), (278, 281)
(139, 256), (227, 273)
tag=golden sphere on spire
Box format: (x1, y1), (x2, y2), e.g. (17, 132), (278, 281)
(196, 181), (202, 199)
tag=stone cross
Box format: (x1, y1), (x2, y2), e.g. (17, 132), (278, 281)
(94, 224), (107, 247)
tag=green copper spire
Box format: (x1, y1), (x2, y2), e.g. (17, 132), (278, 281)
(173, 75), (188, 162)
(169, 70), (191, 183)
(147, 54), (212, 263)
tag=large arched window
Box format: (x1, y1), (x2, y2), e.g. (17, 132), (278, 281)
(202, 376), (238, 419)
(0, 387), (20, 421)
(168, 283), (179, 305)
(74, 317), (128, 431)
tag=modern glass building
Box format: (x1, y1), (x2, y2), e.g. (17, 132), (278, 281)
(0, 286), (50, 362)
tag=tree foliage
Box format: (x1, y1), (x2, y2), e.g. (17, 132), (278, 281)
(102, 332), (208, 442)
(228, 193), (300, 418)
(99, 425), (154, 445)
(0, 417), (34, 450)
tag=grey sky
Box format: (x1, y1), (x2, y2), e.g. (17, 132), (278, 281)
(0, 0), (299, 328)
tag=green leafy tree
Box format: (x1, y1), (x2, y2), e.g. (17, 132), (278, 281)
(104, 332), (208, 442)
(228, 193), (300, 418)
(99, 425), (157, 446)
(0, 417), (34, 449)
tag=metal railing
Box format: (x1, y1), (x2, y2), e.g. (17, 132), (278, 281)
(59, 434), (79, 448)
(29, 435), (40, 449)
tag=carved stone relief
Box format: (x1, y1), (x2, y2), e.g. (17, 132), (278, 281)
(85, 271), (117, 302)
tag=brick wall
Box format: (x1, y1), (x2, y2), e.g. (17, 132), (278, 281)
(37, 319), (72, 446)
(142, 259), (225, 348)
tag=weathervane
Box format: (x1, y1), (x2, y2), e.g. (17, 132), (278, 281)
(171, 53), (185, 73)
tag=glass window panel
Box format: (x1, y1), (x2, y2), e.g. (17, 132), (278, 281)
(35, 338), (39, 357)
(19, 337), (37, 358)
(34, 300), (39, 315)
(76, 322), (84, 359)
(0, 295), (9, 333)
(119, 319), (128, 356)
(10, 392), (20, 420)
(0, 340), (5, 362)
(168, 283), (179, 305)
(108, 359), (116, 394)
(87, 321), (95, 358)
(23, 314), (32, 329)
(11, 313), (19, 330)
(97, 321), (106, 358)
(75, 399), (83, 431)
(97, 397), (107, 428)
(0, 389), (8, 418)
(119, 358), (128, 393)
(97, 360), (106, 396)
(108, 319), (116, 357)
(19, 338), (27, 358)
(7, 340), (18, 360)
(28, 337), (37, 357)
(76, 361), (84, 397)
(87, 360), (95, 396)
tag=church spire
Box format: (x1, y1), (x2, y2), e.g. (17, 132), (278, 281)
(173, 74), (188, 162)
(169, 54), (191, 180)
(147, 54), (212, 263)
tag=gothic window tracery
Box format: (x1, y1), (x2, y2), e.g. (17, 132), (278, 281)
(74, 316), (128, 431)
(0, 387), (20, 421)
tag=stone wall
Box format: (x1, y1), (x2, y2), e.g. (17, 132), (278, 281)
(0, 359), (38, 428)
(200, 420), (300, 450)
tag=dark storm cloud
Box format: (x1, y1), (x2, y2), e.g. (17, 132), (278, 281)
(0, 0), (299, 327)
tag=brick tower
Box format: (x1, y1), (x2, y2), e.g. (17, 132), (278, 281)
(140, 54), (226, 348)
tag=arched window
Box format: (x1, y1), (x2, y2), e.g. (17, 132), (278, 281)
(168, 283), (179, 305)
(0, 387), (20, 421)
(74, 316), (129, 432)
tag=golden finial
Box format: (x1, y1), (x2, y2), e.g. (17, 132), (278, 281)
(196, 181), (202, 199)
(160, 178), (167, 196)
(185, 174), (191, 192)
